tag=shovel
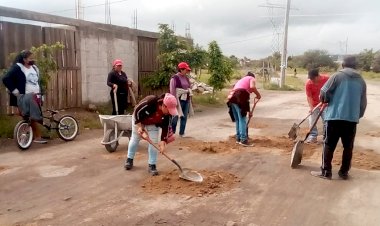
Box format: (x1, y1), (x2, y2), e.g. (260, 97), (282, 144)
(290, 104), (326, 168)
(288, 102), (322, 140)
(246, 97), (260, 137)
(140, 131), (203, 182)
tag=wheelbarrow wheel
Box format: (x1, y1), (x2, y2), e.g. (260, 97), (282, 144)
(104, 129), (119, 152)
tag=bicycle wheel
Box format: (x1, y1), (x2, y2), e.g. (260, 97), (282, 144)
(57, 115), (79, 141)
(14, 120), (33, 150)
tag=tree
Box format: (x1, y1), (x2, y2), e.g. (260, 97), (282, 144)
(143, 24), (208, 89)
(372, 51), (380, 73)
(300, 49), (337, 70)
(207, 41), (233, 92)
(357, 49), (374, 72)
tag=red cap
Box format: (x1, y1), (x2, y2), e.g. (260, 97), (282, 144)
(178, 62), (191, 71)
(113, 59), (123, 66)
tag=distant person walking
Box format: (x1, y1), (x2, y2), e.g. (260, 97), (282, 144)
(304, 68), (329, 143)
(311, 56), (367, 180)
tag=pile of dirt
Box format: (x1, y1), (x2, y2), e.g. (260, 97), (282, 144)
(141, 170), (240, 197)
(303, 145), (380, 170)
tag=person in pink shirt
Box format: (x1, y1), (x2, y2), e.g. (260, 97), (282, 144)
(305, 68), (329, 143)
(227, 72), (261, 146)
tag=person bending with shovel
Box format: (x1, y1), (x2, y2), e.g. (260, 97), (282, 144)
(227, 72), (261, 147)
(124, 93), (178, 176)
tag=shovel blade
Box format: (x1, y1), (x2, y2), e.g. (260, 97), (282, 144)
(290, 141), (304, 168)
(179, 168), (203, 182)
(288, 123), (299, 140)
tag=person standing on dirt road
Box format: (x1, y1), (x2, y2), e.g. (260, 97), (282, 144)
(305, 68), (329, 144)
(311, 56), (367, 180)
(227, 72), (261, 147)
(2, 50), (47, 144)
(124, 93), (178, 176)
(107, 59), (131, 115)
(170, 62), (193, 138)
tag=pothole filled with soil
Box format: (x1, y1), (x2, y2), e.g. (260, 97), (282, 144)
(174, 136), (380, 171)
(141, 170), (240, 197)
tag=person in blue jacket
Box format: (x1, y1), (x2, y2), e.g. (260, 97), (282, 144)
(311, 56), (367, 180)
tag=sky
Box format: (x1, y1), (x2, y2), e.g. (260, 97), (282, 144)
(1, 0), (380, 59)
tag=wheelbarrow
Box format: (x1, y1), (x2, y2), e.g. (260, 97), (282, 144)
(290, 104), (327, 168)
(99, 89), (132, 152)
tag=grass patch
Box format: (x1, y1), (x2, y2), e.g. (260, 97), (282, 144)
(0, 115), (19, 138)
(362, 71), (380, 80)
(192, 91), (227, 107)
(263, 75), (304, 91)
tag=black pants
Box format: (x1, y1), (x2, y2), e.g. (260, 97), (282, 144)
(322, 120), (357, 173)
(110, 92), (127, 115)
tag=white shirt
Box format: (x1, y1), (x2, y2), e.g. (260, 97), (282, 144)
(17, 63), (41, 94)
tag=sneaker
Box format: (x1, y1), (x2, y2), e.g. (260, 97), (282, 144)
(305, 137), (318, 144)
(179, 134), (185, 138)
(33, 138), (48, 144)
(125, 158), (133, 170)
(338, 170), (349, 180)
(311, 170), (332, 180)
(238, 140), (254, 147)
(148, 164), (159, 176)
(235, 138), (240, 144)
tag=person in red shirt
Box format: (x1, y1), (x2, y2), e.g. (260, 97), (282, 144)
(305, 68), (329, 143)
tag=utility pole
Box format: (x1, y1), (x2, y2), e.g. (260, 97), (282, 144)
(279, 0), (291, 88)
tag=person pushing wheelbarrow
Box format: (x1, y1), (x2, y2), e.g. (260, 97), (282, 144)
(227, 72), (261, 147)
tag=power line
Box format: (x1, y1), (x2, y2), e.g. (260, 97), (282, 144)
(47, 0), (129, 14)
(219, 34), (273, 45)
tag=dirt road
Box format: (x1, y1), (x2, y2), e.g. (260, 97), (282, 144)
(1, 80), (380, 226)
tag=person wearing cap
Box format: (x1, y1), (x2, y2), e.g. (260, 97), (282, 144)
(169, 62), (192, 137)
(124, 93), (178, 176)
(107, 59), (130, 115)
(304, 68), (329, 144)
(227, 72), (261, 147)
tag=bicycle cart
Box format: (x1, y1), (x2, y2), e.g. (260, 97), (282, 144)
(99, 114), (132, 152)
(14, 109), (79, 150)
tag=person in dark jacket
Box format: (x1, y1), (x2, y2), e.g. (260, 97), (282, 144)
(2, 50), (46, 143)
(311, 56), (367, 180)
(107, 59), (130, 115)
(124, 93), (178, 176)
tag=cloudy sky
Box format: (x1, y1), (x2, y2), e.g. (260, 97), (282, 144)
(1, 0), (380, 59)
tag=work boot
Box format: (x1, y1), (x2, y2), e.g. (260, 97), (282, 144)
(338, 170), (349, 180)
(311, 170), (332, 180)
(148, 164), (159, 176)
(124, 158), (133, 170)
(239, 140), (254, 147)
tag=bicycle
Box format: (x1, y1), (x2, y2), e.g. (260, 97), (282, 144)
(14, 109), (79, 150)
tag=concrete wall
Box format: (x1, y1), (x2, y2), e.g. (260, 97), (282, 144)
(80, 31), (139, 103)
(0, 6), (158, 106)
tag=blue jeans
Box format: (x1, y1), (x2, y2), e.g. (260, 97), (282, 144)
(171, 100), (189, 135)
(308, 107), (325, 139)
(231, 103), (247, 142)
(127, 117), (159, 165)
